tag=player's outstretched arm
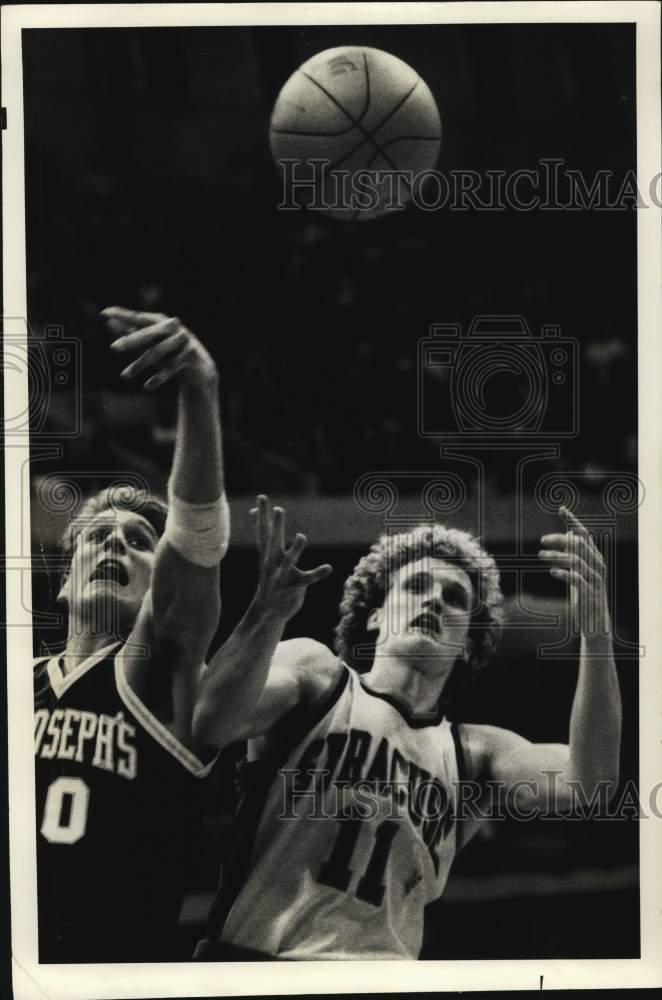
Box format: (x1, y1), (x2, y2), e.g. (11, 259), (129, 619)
(192, 496), (338, 750)
(102, 307), (228, 726)
(537, 506), (622, 801)
(463, 507), (621, 820)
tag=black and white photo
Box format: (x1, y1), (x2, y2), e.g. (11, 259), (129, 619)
(3, 2), (661, 996)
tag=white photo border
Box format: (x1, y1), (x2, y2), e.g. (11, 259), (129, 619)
(3, 2), (661, 996)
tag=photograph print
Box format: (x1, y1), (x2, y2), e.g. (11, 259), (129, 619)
(3, 1), (661, 995)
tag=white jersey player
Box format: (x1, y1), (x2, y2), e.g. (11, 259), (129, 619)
(194, 498), (622, 960)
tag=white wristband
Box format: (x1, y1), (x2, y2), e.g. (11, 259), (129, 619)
(165, 487), (230, 567)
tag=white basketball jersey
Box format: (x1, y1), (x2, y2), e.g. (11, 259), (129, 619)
(207, 664), (463, 960)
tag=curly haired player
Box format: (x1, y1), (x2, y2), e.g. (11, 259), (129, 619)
(33, 307), (232, 962)
(193, 499), (622, 960)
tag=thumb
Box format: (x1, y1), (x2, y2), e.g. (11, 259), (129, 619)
(301, 564), (333, 586)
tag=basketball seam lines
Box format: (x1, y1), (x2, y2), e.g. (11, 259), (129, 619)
(274, 53), (440, 205)
(271, 125), (357, 137)
(273, 78), (423, 142)
(300, 71), (368, 132)
(377, 134), (441, 145)
(297, 56), (418, 172)
(362, 50), (372, 126)
(362, 134), (441, 177)
(271, 55), (371, 139)
(342, 131), (441, 174)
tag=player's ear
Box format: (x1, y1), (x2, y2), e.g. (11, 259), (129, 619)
(366, 607), (383, 632)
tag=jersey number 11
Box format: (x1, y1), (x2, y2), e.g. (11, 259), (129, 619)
(317, 819), (398, 907)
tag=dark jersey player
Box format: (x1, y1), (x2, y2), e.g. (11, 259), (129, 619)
(193, 498), (622, 960)
(33, 307), (231, 962)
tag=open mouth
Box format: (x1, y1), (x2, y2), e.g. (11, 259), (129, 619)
(90, 559), (129, 587)
(410, 612), (442, 639)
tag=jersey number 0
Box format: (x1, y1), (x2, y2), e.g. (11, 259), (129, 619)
(40, 777), (90, 844)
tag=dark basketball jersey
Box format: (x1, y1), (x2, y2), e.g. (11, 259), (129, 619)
(198, 664), (464, 960)
(34, 642), (215, 962)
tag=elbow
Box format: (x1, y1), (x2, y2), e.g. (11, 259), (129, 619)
(581, 767), (621, 807)
(564, 754), (621, 810)
(601, 743), (622, 804)
(604, 767), (620, 804)
(156, 594), (221, 662)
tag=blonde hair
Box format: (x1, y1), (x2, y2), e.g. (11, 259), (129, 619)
(335, 524), (504, 691)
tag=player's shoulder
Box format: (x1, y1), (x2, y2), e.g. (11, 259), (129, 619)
(273, 637), (338, 673)
(273, 637), (344, 705)
(32, 656), (50, 683)
(452, 722), (526, 782)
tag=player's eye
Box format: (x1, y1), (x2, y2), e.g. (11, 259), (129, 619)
(444, 584), (469, 609)
(86, 528), (107, 544)
(129, 534), (153, 551)
(406, 573), (428, 594)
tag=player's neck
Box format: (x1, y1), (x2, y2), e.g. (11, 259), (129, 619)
(362, 655), (452, 716)
(61, 631), (120, 674)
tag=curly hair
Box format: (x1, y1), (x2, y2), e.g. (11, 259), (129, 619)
(60, 487), (168, 582)
(334, 524), (504, 700)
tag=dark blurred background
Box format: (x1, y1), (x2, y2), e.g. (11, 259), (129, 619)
(24, 23), (638, 959)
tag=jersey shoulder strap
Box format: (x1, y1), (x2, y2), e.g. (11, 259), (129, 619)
(448, 718), (469, 849)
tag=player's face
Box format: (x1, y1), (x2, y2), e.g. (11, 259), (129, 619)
(368, 557), (474, 669)
(61, 508), (159, 631)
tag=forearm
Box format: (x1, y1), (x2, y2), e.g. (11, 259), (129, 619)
(192, 597), (291, 748)
(151, 375), (226, 653)
(171, 374), (224, 502)
(568, 633), (622, 796)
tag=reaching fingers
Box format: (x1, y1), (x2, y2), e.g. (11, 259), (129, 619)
(549, 565), (604, 631)
(285, 532), (307, 566)
(560, 506), (589, 536)
(109, 317), (181, 353)
(541, 532), (578, 549)
(538, 548), (602, 588)
(254, 495), (271, 559)
(548, 566), (585, 589)
(540, 530), (604, 569)
(558, 509), (606, 573)
(250, 501), (329, 585)
(272, 506), (285, 552)
(298, 563), (333, 586)
(101, 306), (170, 332)
(119, 333), (189, 382)
(142, 350), (191, 390)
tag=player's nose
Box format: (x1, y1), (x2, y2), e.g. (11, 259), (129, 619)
(422, 594), (443, 616)
(103, 528), (127, 555)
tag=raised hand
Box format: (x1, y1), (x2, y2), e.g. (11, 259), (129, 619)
(253, 495), (332, 622)
(538, 506), (611, 638)
(101, 306), (217, 391)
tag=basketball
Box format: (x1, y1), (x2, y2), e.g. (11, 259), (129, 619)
(270, 46), (441, 220)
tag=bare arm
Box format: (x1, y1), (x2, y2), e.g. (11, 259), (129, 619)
(468, 507), (621, 819)
(192, 497), (337, 750)
(102, 308), (227, 733)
